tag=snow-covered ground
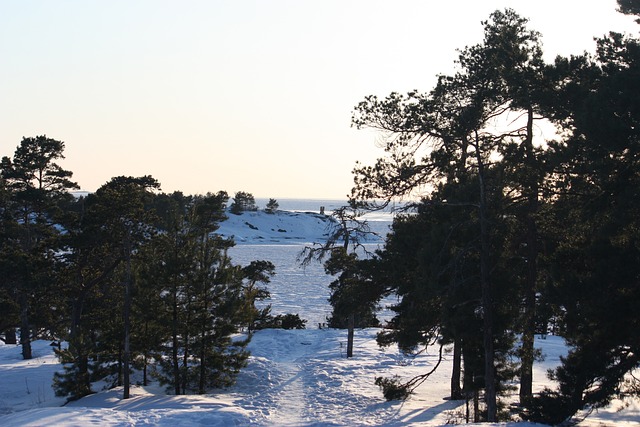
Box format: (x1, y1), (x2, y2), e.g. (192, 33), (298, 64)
(1, 209), (638, 426)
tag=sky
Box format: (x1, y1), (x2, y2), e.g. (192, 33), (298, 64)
(1, 0), (638, 199)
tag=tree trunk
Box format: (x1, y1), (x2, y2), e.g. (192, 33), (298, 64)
(123, 230), (132, 399)
(182, 321), (190, 394)
(519, 106), (539, 404)
(117, 347), (123, 387)
(519, 215), (537, 403)
(182, 282), (194, 394)
(69, 291), (93, 394)
(78, 352), (91, 396)
(479, 213), (496, 421)
(143, 322), (149, 387)
(450, 337), (463, 400)
(474, 389), (480, 423)
(19, 292), (32, 360)
(171, 288), (181, 395)
(143, 355), (148, 387)
(199, 282), (209, 394)
(476, 142), (497, 422)
(70, 295), (84, 344)
(519, 307), (535, 403)
(199, 333), (207, 394)
(346, 313), (355, 358)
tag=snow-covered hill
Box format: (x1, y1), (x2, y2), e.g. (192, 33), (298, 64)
(216, 209), (389, 245)
(216, 210), (336, 244)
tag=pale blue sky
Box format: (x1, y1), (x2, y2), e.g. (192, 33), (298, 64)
(1, 0), (637, 198)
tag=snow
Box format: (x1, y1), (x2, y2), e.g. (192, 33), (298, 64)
(1, 209), (638, 426)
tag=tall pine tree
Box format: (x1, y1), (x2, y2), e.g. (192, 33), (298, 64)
(0, 136), (78, 359)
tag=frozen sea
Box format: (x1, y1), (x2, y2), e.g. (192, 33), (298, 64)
(227, 198), (394, 327)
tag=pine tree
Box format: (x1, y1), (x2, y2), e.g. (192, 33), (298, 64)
(0, 136), (78, 359)
(229, 191), (257, 215)
(618, 0), (640, 19)
(324, 248), (382, 331)
(239, 260), (275, 333)
(145, 192), (251, 394)
(300, 204), (381, 357)
(53, 176), (159, 400)
(525, 29), (640, 423)
(351, 10), (553, 418)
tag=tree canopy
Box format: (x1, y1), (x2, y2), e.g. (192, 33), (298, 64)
(350, 5), (640, 424)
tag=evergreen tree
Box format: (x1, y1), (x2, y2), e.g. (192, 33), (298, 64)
(324, 248), (382, 331)
(300, 204), (381, 358)
(0, 136), (78, 359)
(351, 10), (553, 418)
(55, 188), (252, 399)
(525, 28), (640, 423)
(143, 192), (250, 394)
(239, 260), (275, 333)
(371, 175), (520, 418)
(53, 176), (159, 400)
(0, 175), (19, 344)
(618, 0), (640, 20)
(229, 191), (257, 215)
(376, 194), (482, 401)
(90, 176), (160, 399)
(264, 198), (279, 214)
(136, 192), (196, 395)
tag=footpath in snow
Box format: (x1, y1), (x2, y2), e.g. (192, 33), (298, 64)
(225, 328), (466, 426)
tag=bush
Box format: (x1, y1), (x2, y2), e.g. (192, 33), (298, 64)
(254, 313), (307, 330)
(278, 313), (307, 329)
(521, 389), (575, 425)
(375, 376), (412, 401)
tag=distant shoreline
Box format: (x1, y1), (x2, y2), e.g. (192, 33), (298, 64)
(254, 198), (348, 214)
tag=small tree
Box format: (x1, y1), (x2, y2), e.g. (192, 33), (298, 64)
(325, 248), (382, 331)
(299, 204), (382, 357)
(240, 260), (275, 333)
(264, 198), (279, 214)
